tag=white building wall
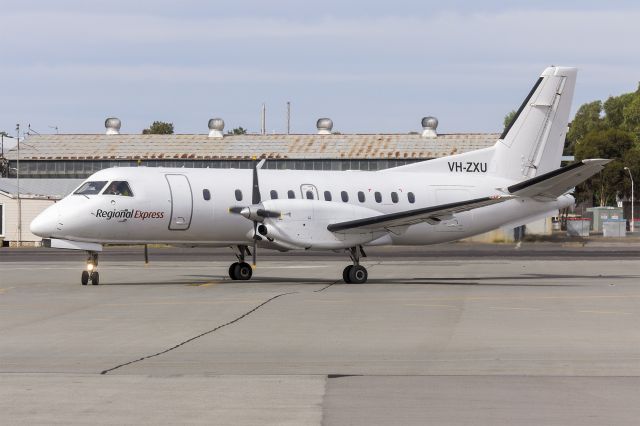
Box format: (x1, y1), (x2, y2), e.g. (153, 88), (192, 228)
(0, 194), (56, 244)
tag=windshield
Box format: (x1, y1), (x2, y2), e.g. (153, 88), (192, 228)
(74, 181), (107, 195)
(103, 181), (134, 197)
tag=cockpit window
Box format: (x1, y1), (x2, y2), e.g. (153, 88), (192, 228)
(103, 181), (134, 197)
(74, 181), (107, 195)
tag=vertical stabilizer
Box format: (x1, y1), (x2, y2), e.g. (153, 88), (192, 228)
(492, 66), (577, 180)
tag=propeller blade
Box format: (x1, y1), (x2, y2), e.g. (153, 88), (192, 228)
(252, 221), (258, 266)
(252, 160), (261, 205)
(256, 209), (281, 219)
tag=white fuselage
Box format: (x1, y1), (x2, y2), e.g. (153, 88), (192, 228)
(31, 166), (572, 249)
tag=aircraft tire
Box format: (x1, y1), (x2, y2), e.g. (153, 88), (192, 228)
(90, 272), (99, 285)
(81, 271), (89, 285)
(342, 265), (353, 283)
(348, 265), (368, 284)
(229, 262), (239, 280)
(235, 262), (253, 281)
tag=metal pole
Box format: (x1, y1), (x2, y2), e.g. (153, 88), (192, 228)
(625, 167), (634, 233)
(16, 124), (21, 247)
(261, 103), (266, 135)
(286, 101), (291, 135)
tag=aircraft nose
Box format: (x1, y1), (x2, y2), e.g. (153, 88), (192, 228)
(30, 204), (59, 238)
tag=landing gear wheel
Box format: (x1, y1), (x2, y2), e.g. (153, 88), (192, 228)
(229, 262), (240, 280)
(81, 271), (89, 285)
(348, 265), (368, 284)
(90, 271), (99, 285)
(342, 265), (353, 283)
(234, 262), (253, 281)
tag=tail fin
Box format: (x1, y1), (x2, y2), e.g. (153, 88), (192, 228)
(492, 66), (577, 180)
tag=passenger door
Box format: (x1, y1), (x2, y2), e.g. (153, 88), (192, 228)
(300, 184), (319, 200)
(165, 174), (193, 230)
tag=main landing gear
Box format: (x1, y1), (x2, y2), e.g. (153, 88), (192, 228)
(228, 245), (253, 281)
(343, 246), (368, 284)
(81, 251), (100, 285)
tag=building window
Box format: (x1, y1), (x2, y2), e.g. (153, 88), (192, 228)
(203, 189), (211, 200)
(408, 192), (415, 203)
(235, 189), (243, 201)
(391, 192), (399, 203)
(270, 190), (278, 199)
(341, 191), (349, 202)
(324, 191), (332, 201)
(288, 190), (295, 199)
(358, 191), (365, 203)
(374, 191), (382, 203)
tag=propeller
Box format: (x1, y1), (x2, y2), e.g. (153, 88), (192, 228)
(228, 159), (279, 266)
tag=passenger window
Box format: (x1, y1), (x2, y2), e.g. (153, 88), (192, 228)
(391, 192), (399, 203)
(287, 190), (295, 199)
(103, 181), (133, 197)
(235, 189), (243, 201)
(341, 191), (349, 202)
(408, 192), (415, 203)
(358, 191), (365, 203)
(306, 191), (314, 200)
(270, 190), (278, 199)
(74, 181), (107, 195)
(374, 191), (382, 203)
(324, 191), (332, 201)
(203, 189), (211, 201)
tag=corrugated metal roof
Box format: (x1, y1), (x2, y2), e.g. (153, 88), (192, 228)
(0, 178), (83, 198)
(5, 133), (499, 161)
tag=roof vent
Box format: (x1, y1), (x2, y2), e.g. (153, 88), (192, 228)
(316, 118), (333, 135)
(421, 116), (438, 138)
(105, 117), (121, 135)
(208, 118), (225, 138)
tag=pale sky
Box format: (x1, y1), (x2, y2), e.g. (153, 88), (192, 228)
(1, 0), (639, 137)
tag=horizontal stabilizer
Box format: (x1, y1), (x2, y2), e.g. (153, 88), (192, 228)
(328, 195), (514, 233)
(507, 159), (610, 200)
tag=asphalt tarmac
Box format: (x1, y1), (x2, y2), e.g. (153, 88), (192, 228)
(1, 242), (639, 425)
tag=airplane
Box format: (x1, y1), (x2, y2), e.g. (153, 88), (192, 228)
(30, 66), (609, 285)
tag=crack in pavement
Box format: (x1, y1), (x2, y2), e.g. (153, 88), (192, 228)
(100, 291), (299, 375)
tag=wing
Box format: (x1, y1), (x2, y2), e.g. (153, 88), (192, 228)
(507, 159), (610, 200)
(327, 195), (514, 233)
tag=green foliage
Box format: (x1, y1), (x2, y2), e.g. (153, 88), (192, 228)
(622, 93), (640, 133)
(603, 92), (634, 128)
(566, 101), (604, 154)
(503, 110), (516, 130)
(142, 121), (174, 134)
(574, 129), (636, 206)
(227, 127), (247, 135)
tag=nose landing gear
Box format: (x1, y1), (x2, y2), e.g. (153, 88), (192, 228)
(81, 251), (100, 285)
(343, 246), (368, 284)
(228, 245), (253, 281)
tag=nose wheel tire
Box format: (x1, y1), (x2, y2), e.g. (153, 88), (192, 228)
(81, 271), (89, 285)
(347, 265), (368, 284)
(90, 272), (99, 285)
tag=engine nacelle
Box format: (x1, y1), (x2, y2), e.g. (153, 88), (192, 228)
(258, 199), (386, 250)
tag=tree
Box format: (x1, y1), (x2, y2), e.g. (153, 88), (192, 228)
(574, 128), (635, 206)
(503, 110), (516, 130)
(227, 127), (247, 135)
(622, 92), (640, 134)
(565, 101), (605, 154)
(142, 121), (174, 134)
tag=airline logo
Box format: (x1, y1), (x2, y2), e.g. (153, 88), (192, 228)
(94, 209), (165, 221)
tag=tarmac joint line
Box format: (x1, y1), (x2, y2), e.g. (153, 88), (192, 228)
(99, 290), (299, 375)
